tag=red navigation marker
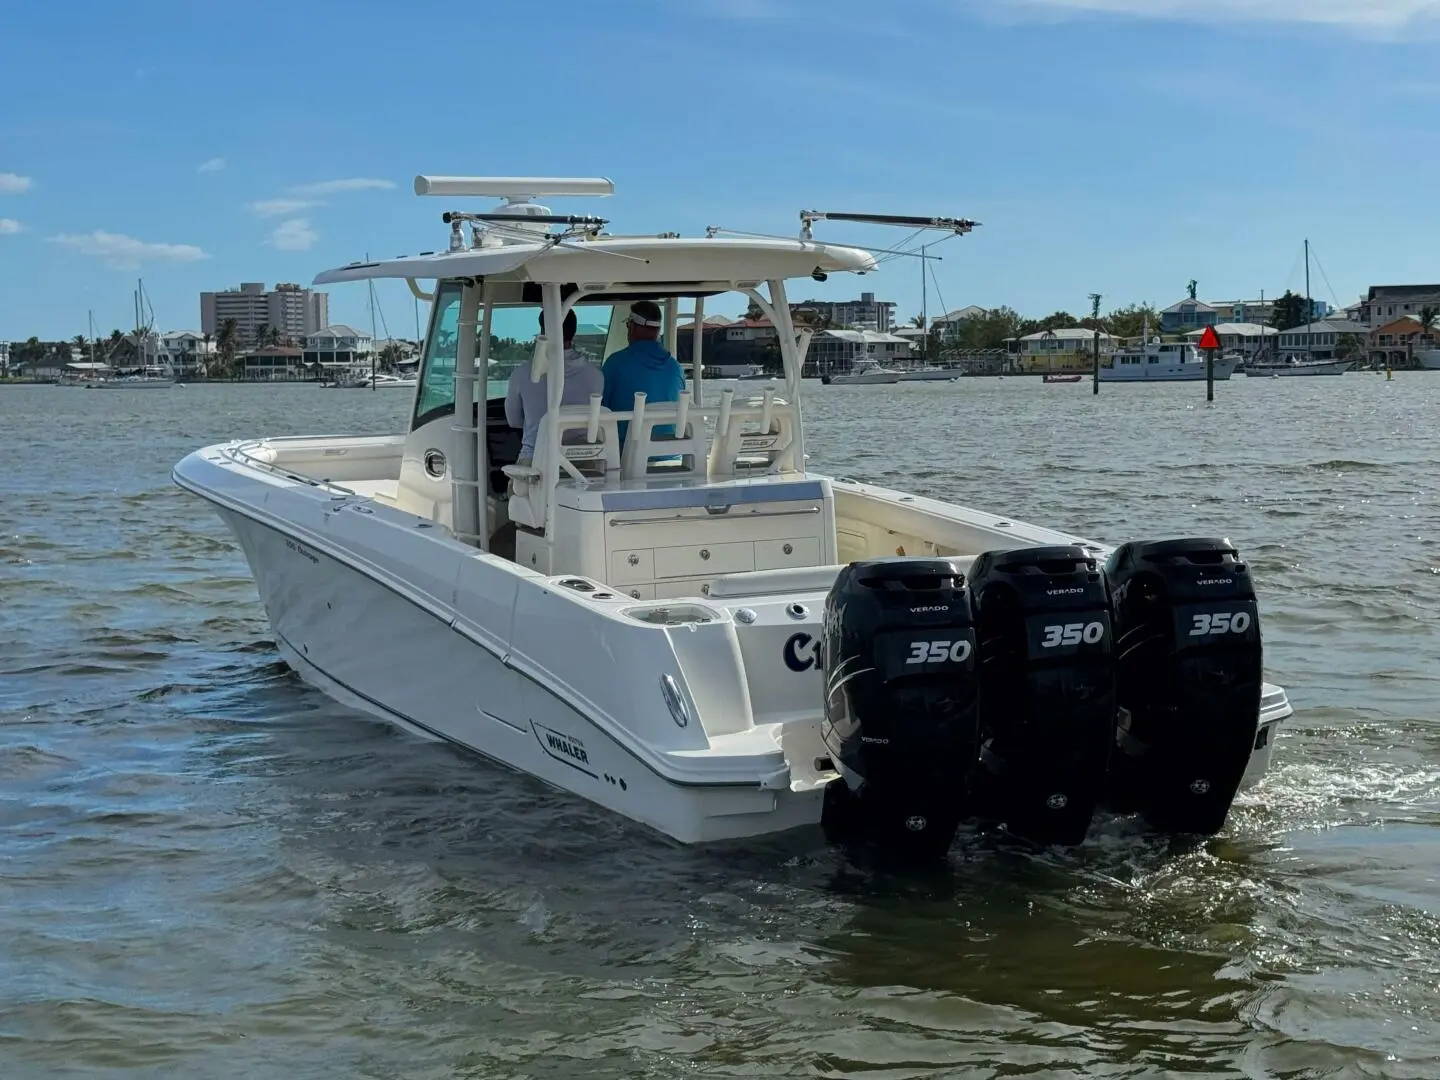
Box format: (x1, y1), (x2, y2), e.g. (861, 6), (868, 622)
(1197, 326), (1221, 351)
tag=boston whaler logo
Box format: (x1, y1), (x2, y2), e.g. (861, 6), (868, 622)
(531, 720), (597, 778)
(784, 632), (819, 672)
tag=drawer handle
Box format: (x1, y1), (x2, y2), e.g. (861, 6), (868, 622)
(700, 549), (711, 561)
(782, 543), (793, 555)
(628, 553), (640, 567)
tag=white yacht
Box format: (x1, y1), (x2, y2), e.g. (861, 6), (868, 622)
(1418, 350), (1440, 371)
(1100, 339), (1238, 382)
(820, 358), (904, 385)
(173, 175), (1293, 855)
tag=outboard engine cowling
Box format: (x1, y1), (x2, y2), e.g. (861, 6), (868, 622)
(968, 545), (1116, 846)
(1105, 538), (1264, 835)
(820, 557), (979, 858)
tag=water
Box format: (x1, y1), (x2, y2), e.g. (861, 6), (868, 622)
(2, 375), (1438, 1079)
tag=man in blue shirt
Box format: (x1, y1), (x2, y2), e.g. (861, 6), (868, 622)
(601, 300), (686, 447)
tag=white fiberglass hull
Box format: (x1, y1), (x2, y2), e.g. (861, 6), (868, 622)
(96, 378), (175, 388)
(174, 440), (1292, 846)
(1412, 350), (1440, 371)
(1245, 359), (1352, 376)
(897, 368), (959, 381)
(1098, 361), (1237, 382)
(824, 372), (903, 385)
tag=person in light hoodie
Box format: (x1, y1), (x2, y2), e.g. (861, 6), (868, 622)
(600, 299), (686, 447)
(504, 308), (604, 464)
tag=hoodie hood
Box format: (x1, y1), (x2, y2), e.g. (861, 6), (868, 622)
(626, 339), (676, 369)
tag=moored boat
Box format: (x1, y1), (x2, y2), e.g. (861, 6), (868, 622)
(821, 358), (904, 385)
(1244, 355), (1352, 376)
(1100, 339), (1237, 382)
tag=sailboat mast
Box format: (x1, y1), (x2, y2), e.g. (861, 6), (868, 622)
(367, 255), (377, 392)
(920, 243), (928, 366)
(1304, 239), (1312, 362)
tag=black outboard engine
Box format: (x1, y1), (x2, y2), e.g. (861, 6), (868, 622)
(820, 557), (979, 858)
(968, 545), (1116, 846)
(1105, 538), (1264, 835)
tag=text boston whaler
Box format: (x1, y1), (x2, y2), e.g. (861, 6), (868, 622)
(173, 175), (1293, 856)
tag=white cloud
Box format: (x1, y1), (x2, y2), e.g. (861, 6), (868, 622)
(998, 0), (1440, 32)
(197, 157), (226, 173)
(268, 218), (318, 251)
(289, 177), (395, 196)
(249, 197), (323, 217)
(0, 218), (22, 234)
(0, 172), (33, 194)
(49, 230), (209, 269)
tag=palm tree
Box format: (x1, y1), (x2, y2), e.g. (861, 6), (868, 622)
(379, 342), (406, 371)
(909, 313), (925, 328)
(216, 317), (240, 380)
(1417, 306), (1438, 368)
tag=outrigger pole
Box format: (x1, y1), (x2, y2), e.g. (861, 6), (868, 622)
(799, 211), (980, 241)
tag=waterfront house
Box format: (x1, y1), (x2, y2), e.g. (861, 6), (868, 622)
(303, 324), (374, 374)
(1369, 315), (1440, 368)
(1182, 322), (1278, 358)
(1360, 284), (1440, 327)
(155, 331), (216, 377)
(1160, 299), (1219, 334)
(1277, 318), (1368, 360)
(1163, 296), (1324, 333)
(1015, 327), (1116, 373)
(245, 345), (307, 381)
(930, 306), (987, 341)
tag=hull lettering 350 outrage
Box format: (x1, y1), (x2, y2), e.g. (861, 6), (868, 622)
(173, 174), (1293, 855)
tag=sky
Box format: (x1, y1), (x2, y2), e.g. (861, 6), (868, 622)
(4, 0), (1440, 341)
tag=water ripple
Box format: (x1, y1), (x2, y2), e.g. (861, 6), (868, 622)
(1, 378), (1438, 1077)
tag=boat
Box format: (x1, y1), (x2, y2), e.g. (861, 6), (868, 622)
(98, 279), (175, 388)
(1245, 239), (1351, 377)
(1042, 373), (1082, 383)
(820, 357), (904, 385)
(897, 366), (959, 382)
(1099, 338), (1237, 382)
(367, 372), (420, 389)
(172, 175), (1293, 855)
(1416, 349), (1440, 371)
(1244, 355), (1352, 377)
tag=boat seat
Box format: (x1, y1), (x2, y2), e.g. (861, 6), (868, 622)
(601, 387), (799, 482)
(502, 397), (620, 530)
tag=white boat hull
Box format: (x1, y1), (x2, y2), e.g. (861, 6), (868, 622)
(1414, 350), (1440, 371)
(897, 367), (959, 381)
(222, 508), (821, 842)
(823, 372), (902, 385)
(174, 439), (1293, 847)
(96, 378), (175, 389)
(1098, 360), (1237, 382)
(1245, 359), (1352, 376)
